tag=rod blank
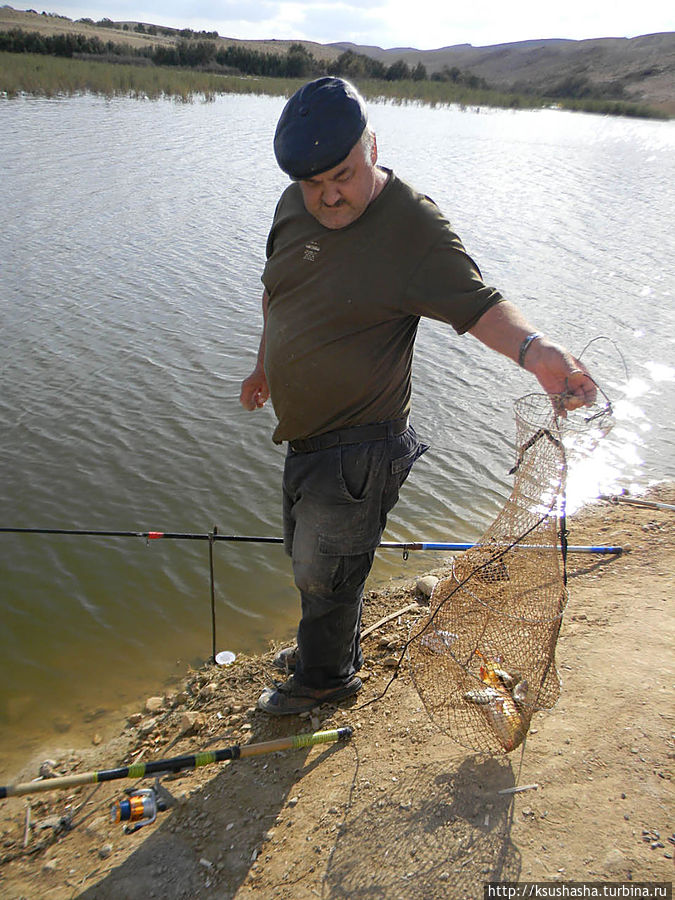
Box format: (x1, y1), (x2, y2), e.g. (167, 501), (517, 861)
(0, 528), (622, 554)
(0, 728), (353, 799)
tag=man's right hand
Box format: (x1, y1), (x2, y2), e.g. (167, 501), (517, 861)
(240, 367), (270, 410)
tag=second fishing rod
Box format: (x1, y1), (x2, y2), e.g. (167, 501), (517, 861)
(1, 523), (623, 662)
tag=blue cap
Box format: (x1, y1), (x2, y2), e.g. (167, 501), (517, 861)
(274, 77), (368, 179)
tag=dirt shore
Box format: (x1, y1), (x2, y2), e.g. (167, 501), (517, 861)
(0, 484), (672, 899)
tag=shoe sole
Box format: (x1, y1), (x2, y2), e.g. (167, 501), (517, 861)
(257, 678), (362, 716)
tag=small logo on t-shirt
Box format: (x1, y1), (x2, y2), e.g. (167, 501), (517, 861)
(303, 241), (321, 262)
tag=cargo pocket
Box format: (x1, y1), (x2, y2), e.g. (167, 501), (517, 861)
(383, 431), (429, 516)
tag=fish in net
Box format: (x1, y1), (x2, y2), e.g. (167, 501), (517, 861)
(408, 390), (614, 755)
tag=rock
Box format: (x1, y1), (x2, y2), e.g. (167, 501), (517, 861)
(199, 683), (218, 700)
(377, 633), (397, 648)
(179, 711), (206, 735)
(98, 843), (113, 859)
(39, 760), (57, 779)
(416, 575), (439, 598)
(138, 717), (157, 736)
(145, 696), (165, 713)
(128, 713), (143, 726)
(92, 733), (102, 746)
(36, 815), (69, 833)
(42, 859), (58, 873)
(382, 655), (400, 667)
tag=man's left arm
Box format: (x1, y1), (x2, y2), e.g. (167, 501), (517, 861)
(469, 300), (597, 411)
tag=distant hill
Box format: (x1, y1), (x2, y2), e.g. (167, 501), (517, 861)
(1, 7), (673, 113)
(332, 34), (675, 113)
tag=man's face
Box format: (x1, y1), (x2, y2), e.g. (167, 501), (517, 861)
(298, 136), (378, 230)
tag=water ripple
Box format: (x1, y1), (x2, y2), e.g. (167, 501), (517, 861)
(0, 94), (673, 753)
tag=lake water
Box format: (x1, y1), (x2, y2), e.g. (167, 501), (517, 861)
(1, 92), (674, 765)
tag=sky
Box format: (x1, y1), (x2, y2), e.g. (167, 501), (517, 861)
(47, 0), (674, 50)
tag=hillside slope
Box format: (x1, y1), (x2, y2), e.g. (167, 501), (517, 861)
(333, 33), (675, 111)
(1, 7), (673, 112)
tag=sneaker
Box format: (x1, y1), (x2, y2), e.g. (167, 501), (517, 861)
(272, 645), (298, 673)
(257, 675), (362, 716)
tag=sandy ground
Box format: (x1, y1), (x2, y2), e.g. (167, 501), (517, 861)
(0, 484), (672, 899)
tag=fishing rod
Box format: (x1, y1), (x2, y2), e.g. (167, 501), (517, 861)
(0, 727), (353, 800)
(0, 525), (621, 662)
(599, 494), (675, 513)
(0, 527), (622, 554)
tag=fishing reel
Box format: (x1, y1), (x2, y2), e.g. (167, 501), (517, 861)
(110, 782), (168, 834)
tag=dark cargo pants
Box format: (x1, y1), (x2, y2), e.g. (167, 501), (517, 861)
(282, 423), (428, 690)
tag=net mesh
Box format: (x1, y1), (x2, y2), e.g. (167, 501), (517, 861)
(408, 391), (613, 755)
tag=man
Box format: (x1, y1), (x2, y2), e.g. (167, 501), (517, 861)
(240, 77), (595, 716)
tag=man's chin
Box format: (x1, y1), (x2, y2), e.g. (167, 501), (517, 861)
(316, 207), (356, 229)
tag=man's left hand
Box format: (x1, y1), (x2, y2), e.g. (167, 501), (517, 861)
(525, 338), (597, 412)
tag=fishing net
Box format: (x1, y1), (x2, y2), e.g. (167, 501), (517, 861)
(408, 391), (614, 755)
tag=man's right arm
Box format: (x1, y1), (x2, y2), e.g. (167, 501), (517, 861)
(239, 289), (270, 410)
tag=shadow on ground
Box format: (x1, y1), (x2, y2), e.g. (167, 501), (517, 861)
(76, 731), (347, 899)
(322, 753), (521, 899)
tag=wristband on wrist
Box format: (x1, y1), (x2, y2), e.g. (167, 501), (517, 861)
(518, 332), (542, 368)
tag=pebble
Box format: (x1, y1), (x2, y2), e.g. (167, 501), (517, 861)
(138, 717), (157, 736)
(377, 633), (397, 648)
(145, 696), (165, 713)
(416, 575), (439, 598)
(179, 711), (205, 735)
(98, 843), (113, 859)
(36, 815), (67, 832)
(128, 713), (143, 726)
(39, 760), (57, 779)
(199, 683), (218, 700)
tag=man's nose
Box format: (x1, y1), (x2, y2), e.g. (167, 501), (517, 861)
(321, 183), (342, 206)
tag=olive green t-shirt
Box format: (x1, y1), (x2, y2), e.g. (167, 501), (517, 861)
(262, 170), (503, 443)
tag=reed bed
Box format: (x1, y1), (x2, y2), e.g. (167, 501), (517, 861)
(0, 52), (667, 119)
(0, 52), (292, 101)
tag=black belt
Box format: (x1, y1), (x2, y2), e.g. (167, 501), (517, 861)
(289, 418), (409, 454)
